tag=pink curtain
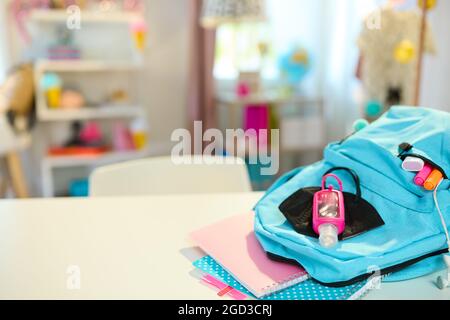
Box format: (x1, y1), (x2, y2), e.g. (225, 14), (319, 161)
(187, 0), (217, 140)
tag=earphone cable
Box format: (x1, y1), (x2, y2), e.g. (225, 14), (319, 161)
(433, 179), (450, 251)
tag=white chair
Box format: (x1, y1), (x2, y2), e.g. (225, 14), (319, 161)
(89, 155), (252, 196)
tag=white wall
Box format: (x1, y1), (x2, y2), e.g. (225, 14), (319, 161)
(141, 0), (189, 153)
(421, 1), (450, 111)
(0, 1), (11, 81)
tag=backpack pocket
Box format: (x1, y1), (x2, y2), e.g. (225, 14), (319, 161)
(326, 139), (435, 213)
(399, 147), (448, 180)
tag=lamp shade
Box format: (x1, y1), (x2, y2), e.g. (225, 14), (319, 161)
(201, 0), (266, 28)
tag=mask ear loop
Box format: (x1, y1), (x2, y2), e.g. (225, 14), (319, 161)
(322, 174), (344, 191)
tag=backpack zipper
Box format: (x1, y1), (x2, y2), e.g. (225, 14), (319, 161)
(267, 249), (449, 287)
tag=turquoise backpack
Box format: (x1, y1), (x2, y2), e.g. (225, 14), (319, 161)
(254, 106), (450, 286)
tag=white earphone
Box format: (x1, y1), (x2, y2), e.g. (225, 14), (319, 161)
(433, 179), (450, 290)
(436, 256), (450, 290)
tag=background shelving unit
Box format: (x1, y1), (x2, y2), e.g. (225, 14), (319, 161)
(35, 59), (141, 72)
(28, 7), (150, 197)
(30, 9), (143, 24)
(40, 148), (150, 197)
(34, 60), (144, 122)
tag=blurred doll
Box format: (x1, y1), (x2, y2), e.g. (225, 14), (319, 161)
(357, 4), (436, 113)
(0, 64), (36, 135)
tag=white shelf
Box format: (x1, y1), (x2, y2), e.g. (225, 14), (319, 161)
(216, 91), (323, 106)
(38, 105), (144, 121)
(30, 9), (143, 24)
(31, 10), (148, 197)
(43, 149), (150, 169)
(36, 60), (140, 72)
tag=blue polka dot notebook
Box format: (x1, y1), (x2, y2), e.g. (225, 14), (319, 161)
(194, 255), (375, 300)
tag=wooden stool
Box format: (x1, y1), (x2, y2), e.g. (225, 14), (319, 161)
(0, 151), (29, 198)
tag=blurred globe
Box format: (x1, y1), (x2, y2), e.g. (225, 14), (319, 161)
(278, 46), (311, 86)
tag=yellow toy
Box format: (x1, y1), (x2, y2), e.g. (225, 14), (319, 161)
(130, 20), (148, 52)
(418, 0), (437, 10)
(394, 40), (416, 64)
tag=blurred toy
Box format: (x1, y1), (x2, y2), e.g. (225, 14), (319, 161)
(63, 121), (83, 146)
(130, 20), (148, 52)
(79, 121), (103, 146)
(50, 0), (87, 9)
(69, 178), (89, 197)
(113, 122), (135, 151)
(41, 73), (62, 109)
(365, 100), (383, 118)
(385, 87), (402, 107)
(278, 46), (311, 87)
(51, 121), (107, 156)
(0, 67), (35, 199)
(130, 118), (148, 150)
(40, 72), (62, 90)
(62, 121), (104, 148)
(60, 90), (85, 109)
(0, 64), (36, 134)
(257, 41), (271, 72)
(257, 42), (269, 58)
(237, 70), (268, 146)
(123, 0), (144, 11)
(51, 0), (66, 8)
(357, 2), (437, 117)
(236, 82), (250, 98)
(243, 104), (269, 146)
(237, 71), (260, 95)
(108, 89), (130, 105)
(97, 0), (118, 12)
(394, 39), (416, 64)
(48, 26), (80, 60)
(418, 0), (436, 10)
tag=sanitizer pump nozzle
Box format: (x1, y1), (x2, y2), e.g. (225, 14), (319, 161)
(313, 174), (346, 248)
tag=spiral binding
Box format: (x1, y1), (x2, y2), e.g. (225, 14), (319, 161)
(259, 271), (309, 297)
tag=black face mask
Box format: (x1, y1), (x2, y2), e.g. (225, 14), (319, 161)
(279, 167), (385, 240)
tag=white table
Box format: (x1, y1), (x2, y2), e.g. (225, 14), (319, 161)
(0, 192), (448, 300)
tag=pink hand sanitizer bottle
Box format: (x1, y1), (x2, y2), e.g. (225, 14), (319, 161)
(313, 174), (346, 248)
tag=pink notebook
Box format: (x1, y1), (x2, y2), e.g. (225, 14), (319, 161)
(190, 212), (308, 298)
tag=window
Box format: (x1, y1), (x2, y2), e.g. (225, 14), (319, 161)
(214, 23), (273, 80)
(213, 0), (325, 81)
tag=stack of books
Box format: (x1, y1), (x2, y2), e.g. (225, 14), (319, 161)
(190, 212), (377, 300)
